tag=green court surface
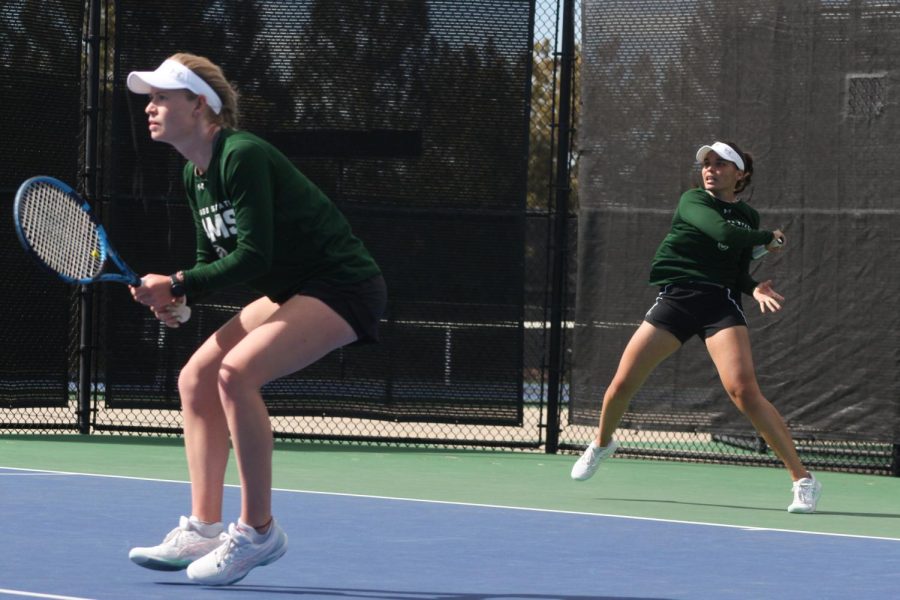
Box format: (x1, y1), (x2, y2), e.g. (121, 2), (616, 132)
(3, 434), (898, 540)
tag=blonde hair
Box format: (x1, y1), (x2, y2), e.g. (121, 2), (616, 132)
(169, 52), (239, 128)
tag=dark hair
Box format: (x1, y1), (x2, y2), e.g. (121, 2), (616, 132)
(723, 140), (753, 194)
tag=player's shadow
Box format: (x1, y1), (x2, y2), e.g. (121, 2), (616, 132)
(812, 510), (900, 519)
(226, 587), (672, 599)
(596, 497), (900, 519)
(593, 497), (787, 512)
(161, 583), (674, 599)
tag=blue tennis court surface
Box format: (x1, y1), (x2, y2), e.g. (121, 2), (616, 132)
(1, 467), (899, 599)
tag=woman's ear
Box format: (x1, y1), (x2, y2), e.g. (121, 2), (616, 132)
(194, 95), (208, 116)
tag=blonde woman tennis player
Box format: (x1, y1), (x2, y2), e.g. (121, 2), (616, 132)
(571, 141), (822, 514)
(125, 53), (386, 585)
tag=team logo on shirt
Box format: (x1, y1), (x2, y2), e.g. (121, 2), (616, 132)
(718, 218), (753, 252)
(198, 200), (237, 248)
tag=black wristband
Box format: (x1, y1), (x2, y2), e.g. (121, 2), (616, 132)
(170, 273), (186, 298)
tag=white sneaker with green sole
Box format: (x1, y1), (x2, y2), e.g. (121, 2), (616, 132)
(129, 515), (225, 571)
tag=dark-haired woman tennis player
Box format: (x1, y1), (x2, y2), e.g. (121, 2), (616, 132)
(570, 141), (821, 514)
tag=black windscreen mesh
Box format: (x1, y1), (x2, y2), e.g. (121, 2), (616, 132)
(0, 0), (83, 409)
(573, 0), (900, 442)
(102, 0), (532, 424)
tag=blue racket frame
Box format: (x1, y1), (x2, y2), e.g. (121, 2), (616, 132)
(13, 176), (141, 286)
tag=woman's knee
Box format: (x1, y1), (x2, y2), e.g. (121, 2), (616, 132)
(607, 374), (643, 401)
(178, 354), (221, 410)
(724, 381), (765, 413)
(216, 359), (261, 404)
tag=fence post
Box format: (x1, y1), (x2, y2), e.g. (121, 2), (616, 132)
(545, 0), (576, 454)
(78, 0), (102, 434)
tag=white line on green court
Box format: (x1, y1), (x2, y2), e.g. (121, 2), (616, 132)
(4, 465), (899, 544)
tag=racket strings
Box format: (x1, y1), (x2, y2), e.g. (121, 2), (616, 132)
(18, 182), (105, 280)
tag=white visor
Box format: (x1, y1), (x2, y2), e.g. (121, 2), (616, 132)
(127, 59), (223, 114)
(696, 141), (744, 171)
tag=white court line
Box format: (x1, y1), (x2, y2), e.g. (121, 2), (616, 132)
(0, 588), (96, 600)
(3, 465), (899, 544)
(287, 488), (900, 543)
(0, 472), (78, 476)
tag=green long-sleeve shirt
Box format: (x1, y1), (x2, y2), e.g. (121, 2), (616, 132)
(649, 188), (775, 296)
(180, 129), (381, 301)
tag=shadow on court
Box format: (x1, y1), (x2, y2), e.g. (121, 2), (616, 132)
(595, 497), (900, 520)
(814, 511), (900, 519)
(158, 584), (673, 600)
(592, 497), (788, 513)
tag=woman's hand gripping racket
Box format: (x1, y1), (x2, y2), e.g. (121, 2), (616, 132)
(13, 176), (191, 327)
(752, 231), (785, 260)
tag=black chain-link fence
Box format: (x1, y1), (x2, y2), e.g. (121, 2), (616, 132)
(563, 0), (900, 475)
(0, 0), (83, 430)
(1, 0), (574, 451)
(2, 0), (898, 476)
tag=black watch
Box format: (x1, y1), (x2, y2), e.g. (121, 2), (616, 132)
(170, 273), (186, 298)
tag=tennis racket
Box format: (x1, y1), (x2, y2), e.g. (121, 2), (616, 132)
(751, 235), (784, 260)
(13, 176), (190, 324)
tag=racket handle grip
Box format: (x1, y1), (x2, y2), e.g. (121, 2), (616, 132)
(752, 236), (784, 260)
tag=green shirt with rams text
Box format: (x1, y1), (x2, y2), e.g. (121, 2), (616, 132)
(649, 188), (775, 296)
(180, 129), (381, 300)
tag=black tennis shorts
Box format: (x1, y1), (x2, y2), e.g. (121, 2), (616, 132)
(644, 282), (748, 344)
(273, 274), (387, 345)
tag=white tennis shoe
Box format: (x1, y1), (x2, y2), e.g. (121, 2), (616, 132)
(187, 518), (288, 586)
(128, 515), (225, 571)
(787, 474), (822, 513)
(570, 439), (620, 481)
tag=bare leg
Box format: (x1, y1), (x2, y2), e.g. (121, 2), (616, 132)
(705, 326), (809, 481)
(218, 295), (356, 530)
(595, 322), (682, 446)
(178, 300), (281, 523)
